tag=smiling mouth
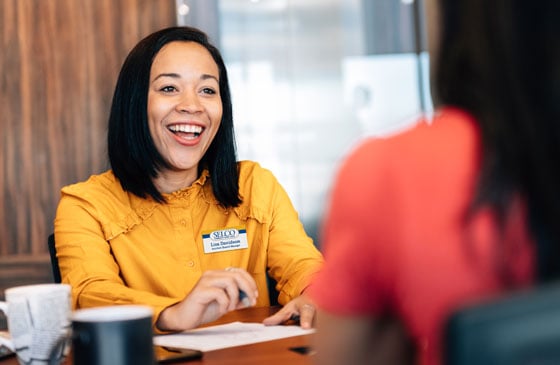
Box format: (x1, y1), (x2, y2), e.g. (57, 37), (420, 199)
(168, 124), (204, 139)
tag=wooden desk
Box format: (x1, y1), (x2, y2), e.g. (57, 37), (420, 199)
(1, 306), (314, 365)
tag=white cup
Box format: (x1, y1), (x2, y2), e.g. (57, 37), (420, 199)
(0, 283), (72, 365)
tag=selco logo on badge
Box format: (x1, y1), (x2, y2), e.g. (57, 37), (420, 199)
(210, 228), (239, 241)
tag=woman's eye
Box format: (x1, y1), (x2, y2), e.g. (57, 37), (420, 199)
(201, 87), (216, 95)
(160, 85), (177, 93)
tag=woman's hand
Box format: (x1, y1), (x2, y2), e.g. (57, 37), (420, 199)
(156, 267), (258, 331)
(262, 294), (316, 329)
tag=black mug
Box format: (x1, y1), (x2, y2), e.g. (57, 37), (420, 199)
(71, 305), (154, 365)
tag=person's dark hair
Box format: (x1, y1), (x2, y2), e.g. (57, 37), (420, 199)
(434, 0), (560, 281)
(107, 26), (241, 207)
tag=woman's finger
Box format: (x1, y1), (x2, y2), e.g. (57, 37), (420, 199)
(225, 267), (258, 298)
(222, 268), (258, 306)
(299, 303), (316, 329)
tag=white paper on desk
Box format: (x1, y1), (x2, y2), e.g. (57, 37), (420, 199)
(153, 321), (315, 352)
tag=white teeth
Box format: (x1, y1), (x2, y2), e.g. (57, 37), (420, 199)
(168, 124), (203, 134)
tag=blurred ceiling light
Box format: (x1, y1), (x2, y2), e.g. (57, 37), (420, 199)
(178, 3), (190, 16)
(401, 0), (415, 4)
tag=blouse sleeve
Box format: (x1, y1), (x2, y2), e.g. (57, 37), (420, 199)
(54, 187), (179, 333)
(239, 163), (324, 305)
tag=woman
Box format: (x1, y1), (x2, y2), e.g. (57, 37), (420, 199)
(310, 0), (560, 364)
(54, 26), (323, 332)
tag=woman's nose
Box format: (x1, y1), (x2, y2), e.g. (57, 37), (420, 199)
(176, 92), (202, 113)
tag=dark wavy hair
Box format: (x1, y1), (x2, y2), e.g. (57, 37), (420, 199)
(434, 0), (560, 281)
(107, 26), (241, 207)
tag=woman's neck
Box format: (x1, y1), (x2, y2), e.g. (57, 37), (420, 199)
(153, 169), (199, 194)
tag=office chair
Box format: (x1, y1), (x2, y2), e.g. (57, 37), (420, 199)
(445, 282), (560, 365)
(47, 233), (62, 283)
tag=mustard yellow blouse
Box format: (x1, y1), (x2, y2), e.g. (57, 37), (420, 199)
(54, 161), (323, 328)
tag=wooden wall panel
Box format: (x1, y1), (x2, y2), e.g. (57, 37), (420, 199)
(0, 0), (176, 303)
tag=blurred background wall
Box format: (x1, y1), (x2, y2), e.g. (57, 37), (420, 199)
(0, 0), (176, 303)
(0, 0), (429, 311)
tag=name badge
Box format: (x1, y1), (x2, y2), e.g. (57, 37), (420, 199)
(202, 226), (249, 254)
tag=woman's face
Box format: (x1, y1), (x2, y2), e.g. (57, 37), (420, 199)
(148, 41), (222, 188)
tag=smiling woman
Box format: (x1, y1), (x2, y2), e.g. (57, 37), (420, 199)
(54, 26), (323, 333)
(147, 41), (223, 193)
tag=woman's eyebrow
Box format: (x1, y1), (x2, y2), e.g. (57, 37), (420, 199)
(152, 73), (219, 82)
(153, 72), (180, 81)
(201, 74), (219, 82)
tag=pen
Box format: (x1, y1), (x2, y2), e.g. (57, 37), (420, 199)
(289, 314), (300, 323)
(238, 289), (251, 307)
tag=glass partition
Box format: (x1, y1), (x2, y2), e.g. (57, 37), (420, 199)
(177, 0), (431, 245)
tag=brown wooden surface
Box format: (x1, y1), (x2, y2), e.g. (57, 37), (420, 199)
(0, 306), (315, 365)
(0, 0), (176, 300)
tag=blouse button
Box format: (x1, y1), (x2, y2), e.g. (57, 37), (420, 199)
(180, 219), (187, 226)
(187, 261), (195, 267)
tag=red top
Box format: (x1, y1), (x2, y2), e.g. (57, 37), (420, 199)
(310, 107), (535, 365)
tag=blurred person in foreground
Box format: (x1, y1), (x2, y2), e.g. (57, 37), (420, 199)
(309, 0), (560, 364)
(54, 26), (323, 332)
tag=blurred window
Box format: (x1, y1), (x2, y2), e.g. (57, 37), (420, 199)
(177, 0), (431, 245)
